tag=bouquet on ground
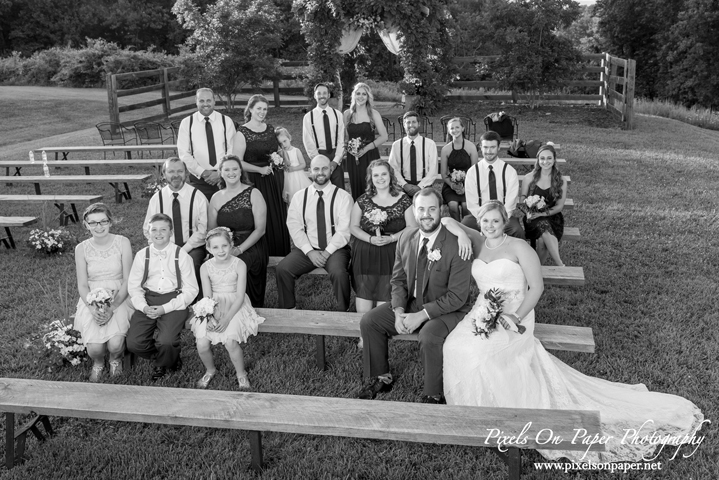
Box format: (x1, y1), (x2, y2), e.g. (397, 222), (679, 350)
(471, 288), (525, 338)
(40, 319), (87, 369)
(27, 228), (74, 255)
(365, 208), (389, 237)
(192, 297), (219, 330)
(87, 288), (114, 324)
(517, 195), (548, 217)
(269, 151), (289, 172)
(449, 169), (466, 195)
(345, 137), (366, 165)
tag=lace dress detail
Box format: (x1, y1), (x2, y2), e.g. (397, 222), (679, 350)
(190, 257), (265, 345)
(442, 139), (472, 205)
(444, 259), (704, 463)
(238, 124), (290, 256)
(345, 122), (380, 201)
(350, 193), (413, 301)
(523, 185), (564, 242)
(216, 187), (269, 308)
(73, 235), (132, 344)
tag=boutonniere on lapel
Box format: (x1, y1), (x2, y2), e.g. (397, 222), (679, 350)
(427, 248), (441, 268)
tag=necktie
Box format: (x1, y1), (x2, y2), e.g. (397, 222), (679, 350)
(317, 190), (327, 250)
(415, 237), (429, 301)
(205, 116), (217, 167)
(172, 192), (183, 246)
(322, 110), (333, 152)
(488, 165), (497, 200)
(409, 140), (417, 184)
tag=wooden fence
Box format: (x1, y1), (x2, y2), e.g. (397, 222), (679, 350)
(451, 52), (636, 129)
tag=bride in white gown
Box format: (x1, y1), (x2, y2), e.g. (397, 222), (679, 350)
(443, 201), (704, 463)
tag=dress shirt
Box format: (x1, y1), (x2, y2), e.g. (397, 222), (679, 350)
(143, 183), (208, 251)
(128, 244), (199, 313)
(287, 184), (353, 255)
(302, 106), (345, 165)
(388, 136), (439, 188)
(465, 159), (519, 218)
(415, 226), (441, 299)
(178, 111), (236, 177)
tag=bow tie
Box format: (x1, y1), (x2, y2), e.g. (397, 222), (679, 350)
(152, 249), (167, 259)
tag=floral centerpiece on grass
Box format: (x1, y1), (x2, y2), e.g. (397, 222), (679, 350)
(192, 297), (219, 330)
(471, 288), (525, 338)
(27, 228), (74, 254)
(449, 169), (466, 195)
(364, 208), (388, 237)
(37, 319), (87, 371)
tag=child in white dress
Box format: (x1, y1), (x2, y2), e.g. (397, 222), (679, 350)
(275, 126), (310, 203)
(190, 227), (264, 389)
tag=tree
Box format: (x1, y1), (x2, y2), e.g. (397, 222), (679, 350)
(173, 0), (282, 111)
(558, 5), (605, 54)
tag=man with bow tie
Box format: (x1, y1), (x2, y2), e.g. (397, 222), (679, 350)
(127, 213), (199, 381)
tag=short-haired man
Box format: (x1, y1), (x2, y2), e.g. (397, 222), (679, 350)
(388, 111), (439, 197)
(302, 83), (346, 191)
(143, 157), (207, 290)
(276, 155), (353, 311)
(462, 131), (525, 238)
(177, 88), (236, 200)
(358, 189), (471, 404)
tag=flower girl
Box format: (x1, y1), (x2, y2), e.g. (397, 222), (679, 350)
(275, 127), (310, 203)
(73, 203), (133, 382)
(190, 227), (265, 389)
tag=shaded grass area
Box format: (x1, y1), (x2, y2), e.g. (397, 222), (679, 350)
(1, 103), (718, 479)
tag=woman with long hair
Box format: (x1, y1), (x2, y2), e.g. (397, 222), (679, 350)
(440, 117), (478, 221)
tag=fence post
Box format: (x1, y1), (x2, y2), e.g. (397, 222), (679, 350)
(273, 77), (281, 108)
(599, 54), (607, 107)
(624, 59), (636, 130)
(162, 68), (172, 120)
(106, 74), (120, 126)
(609, 56), (618, 112)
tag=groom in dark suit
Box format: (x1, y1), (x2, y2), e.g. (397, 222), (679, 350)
(358, 188), (472, 403)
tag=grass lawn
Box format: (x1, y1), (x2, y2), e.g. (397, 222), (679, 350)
(0, 97), (718, 479)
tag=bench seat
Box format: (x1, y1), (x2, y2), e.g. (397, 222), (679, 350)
(1, 160), (163, 176)
(0, 194), (103, 225)
(5, 175), (151, 203)
(0, 216), (38, 249)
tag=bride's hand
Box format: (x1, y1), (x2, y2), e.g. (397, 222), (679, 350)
(457, 232), (473, 261)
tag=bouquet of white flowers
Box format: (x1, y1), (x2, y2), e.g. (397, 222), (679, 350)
(471, 289), (525, 338)
(345, 138), (365, 165)
(449, 169), (466, 194)
(87, 288), (113, 314)
(192, 297), (219, 329)
(27, 228), (74, 254)
(41, 319), (87, 368)
(517, 195), (548, 217)
(365, 208), (389, 237)
(269, 151), (288, 172)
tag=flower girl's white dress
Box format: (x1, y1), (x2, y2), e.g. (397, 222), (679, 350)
(282, 146), (310, 202)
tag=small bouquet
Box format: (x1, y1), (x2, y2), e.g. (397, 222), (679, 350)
(365, 208), (388, 237)
(27, 228), (74, 255)
(192, 297), (219, 329)
(449, 169), (466, 195)
(345, 137), (365, 165)
(269, 151), (288, 172)
(87, 288), (114, 322)
(517, 195), (548, 218)
(141, 170), (167, 198)
(471, 289), (525, 339)
(40, 319), (87, 369)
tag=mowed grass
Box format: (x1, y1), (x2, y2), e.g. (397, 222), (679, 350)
(1, 99), (718, 479)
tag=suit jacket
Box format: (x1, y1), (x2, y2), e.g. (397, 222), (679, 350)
(390, 226), (472, 319)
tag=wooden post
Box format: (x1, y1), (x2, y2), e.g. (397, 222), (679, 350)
(5, 412), (15, 468)
(315, 336), (326, 371)
(162, 68), (172, 120)
(106, 74), (120, 126)
(507, 447), (522, 480)
(273, 77), (281, 108)
(599, 54), (607, 107)
(624, 59), (636, 129)
(248, 430), (263, 472)
(609, 57), (618, 112)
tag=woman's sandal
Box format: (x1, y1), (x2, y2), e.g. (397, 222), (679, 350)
(196, 371), (216, 389)
(237, 374), (251, 390)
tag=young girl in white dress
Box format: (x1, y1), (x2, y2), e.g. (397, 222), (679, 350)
(190, 227), (265, 389)
(73, 203), (133, 382)
(275, 126), (310, 203)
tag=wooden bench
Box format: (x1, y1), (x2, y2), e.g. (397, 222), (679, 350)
(0, 216), (37, 249)
(0, 195), (103, 226)
(0, 378), (603, 479)
(255, 308), (594, 371)
(1, 159), (164, 177)
(267, 256), (585, 286)
(35, 144), (176, 160)
(379, 141), (561, 152)
(378, 155), (567, 167)
(4, 175), (152, 203)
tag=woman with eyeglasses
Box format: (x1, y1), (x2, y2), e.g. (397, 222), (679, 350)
(73, 203), (134, 382)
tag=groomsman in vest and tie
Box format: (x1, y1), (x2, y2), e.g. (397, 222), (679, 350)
(143, 157), (208, 291)
(388, 111), (439, 197)
(177, 88), (236, 200)
(302, 83), (346, 190)
(276, 155), (353, 311)
(462, 131), (525, 239)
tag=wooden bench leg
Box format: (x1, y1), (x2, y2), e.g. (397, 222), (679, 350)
(123, 350), (136, 371)
(507, 447), (522, 480)
(5, 412), (15, 468)
(54, 202), (77, 226)
(1, 227), (16, 249)
(248, 430), (263, 472)
(5, 413), (53, 469)
(315, 336), (326, 371)
(34, 183), (42, 195)
(109, 182), (132, 203)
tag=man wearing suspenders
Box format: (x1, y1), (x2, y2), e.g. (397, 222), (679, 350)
(388, 111), (439, 197)
(462, 131), (525, 239)
(177, 88), (236, 200)
(143, 157), (208, 291)
(127, 214), (199, 381)
(302, 83), (346, 190)
(277, 155), (353, 311)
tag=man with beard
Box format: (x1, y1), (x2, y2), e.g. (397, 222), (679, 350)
(177, 88), (236, 200)
(143, 157), (208, 289)
(388, 111), (439, 197)
(302, 83), (346, 190)
(462, 131), (524, 238)
(276, 155), (353, 311)
(357, 188), (471, 404)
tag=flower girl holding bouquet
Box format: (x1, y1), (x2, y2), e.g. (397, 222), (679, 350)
(73, 203), (133, 382)
(190, 227), (265, 389)
(275, 127), (310, 203)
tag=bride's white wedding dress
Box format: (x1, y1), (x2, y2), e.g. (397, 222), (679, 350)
(443, 259), (704, 462)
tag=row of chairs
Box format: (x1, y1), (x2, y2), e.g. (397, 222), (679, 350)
(382, 114), (518, 143)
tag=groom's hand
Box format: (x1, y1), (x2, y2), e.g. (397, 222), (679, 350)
(394, 309), (407, 334)
(403, 311), (429, 333)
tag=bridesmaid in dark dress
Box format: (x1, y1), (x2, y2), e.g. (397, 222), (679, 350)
(233, 94), (291, 256)
(208, 155), (269, 308)
(440, 117), (478, 221)
(520, 144), (567, 267)
(343, 83), (388, 201)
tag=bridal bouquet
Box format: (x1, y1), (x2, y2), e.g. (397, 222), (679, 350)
(27, 228), (74, 255)
(517, 195), (548, 216)
(192, 297), (219, 329)
(364, 208), (389, 237)
(269, 151), (288, 172)
(87, 288), (114, 323)
(449, 169), (466, 195)
(41, 319), (87, 368)
(345, 137), (365, 165)
(471, 288), (525, 338)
